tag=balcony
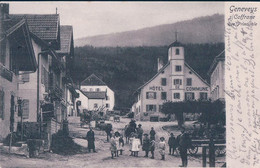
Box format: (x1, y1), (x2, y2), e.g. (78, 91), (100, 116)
(50, 84), (63, 100)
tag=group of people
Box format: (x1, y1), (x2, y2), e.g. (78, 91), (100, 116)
(86, 119), (191, 167)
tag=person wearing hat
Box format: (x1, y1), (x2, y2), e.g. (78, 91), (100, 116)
(86, 127), (96, 153)
(178, 127), (191, 167)
(137, 124), (144, 145)
(159, 137), (166, 160)
(142, 133), (150, 157)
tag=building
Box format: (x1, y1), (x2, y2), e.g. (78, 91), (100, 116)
(76, 74), (115, 114)
(132, 40), (210, 121)
(56, 25), (78, 117)
(207, 50), (225, 101)
(0, 4), (37, 140)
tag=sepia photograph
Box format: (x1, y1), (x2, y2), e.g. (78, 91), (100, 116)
(1, 1), (258, 168)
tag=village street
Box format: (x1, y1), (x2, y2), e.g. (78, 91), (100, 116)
(0, 117), (225, 168)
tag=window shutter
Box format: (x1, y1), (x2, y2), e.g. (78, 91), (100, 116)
(146, 92), (149, 99)
(22, 99), (29, 119)
(146, 105), (149, 111)
(154, 92), (157, 99)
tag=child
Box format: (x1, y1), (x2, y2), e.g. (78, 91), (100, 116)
(129, 132), (135, 156)
(132, 134), (141, 157)
(150, 139), (155, 159)
(142, 133), (150, 157)
(168, 133), (176, 155)
(119, 135), (124, 155)
(159, 137), (166, 160)
(110, 134), (117, 159)
(115, 131), (120, 157)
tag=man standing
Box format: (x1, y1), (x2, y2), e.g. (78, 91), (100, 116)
(150, 127), (156, 141)
(178, 127), (191, 167)
(86, 127), (96, 152)
(137, 124), (144, 145)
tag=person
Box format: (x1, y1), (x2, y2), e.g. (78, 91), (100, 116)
(131, 134), (141, 157)
(178, 127), (191, 167)
(168, 133), (176, 155)
(125, 125), (131, 144)
(119, 135), (125, 155)
(142, 133), (150, 157)
(129, 132), (135, 156)
(150, 127), (156, 141)
(105, 123), (112, 142)
(115, 131), (120, 157)
(159, 137), (166, 160)
(136, 124), (144, 145)
(86, 127), (96, 152)
(150, 138), (155, 159)
(129, 119), (137, 130)
(110, 134), (117, 159)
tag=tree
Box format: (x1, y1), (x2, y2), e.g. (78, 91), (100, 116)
(161, 101), (184, 127)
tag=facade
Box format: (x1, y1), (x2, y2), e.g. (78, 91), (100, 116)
(132, 40), (210, 121)
(207, 50), (225, 101)
(75, 89), (106, 113)
(0, 4), (37, 140)
(80, 74), (115, 111)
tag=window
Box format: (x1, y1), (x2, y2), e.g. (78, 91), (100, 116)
(0, 90), (4, 119)
(161, 92), (167, 100)
(185, 92), (195, 101)
(200, 92), (208, 100)
(161, 78), (167, 86)
(146, 105), (156, 112)
(186, 78), (192, 86)
(159, 105), (163, 112)
(96, 88), (100, 92)
(21, 73), (30, 82)
(146, 92), (157, 99)
(175, 65), (182, 72)
(89, 88), (93, 91)
(174, 93), (180, 99)
(94, 103), (98, 108)
(176, 48), (180, 55)
(173, 79), (182, 85)
(22, 99), (29, 119)
(106, 103), (110, 108)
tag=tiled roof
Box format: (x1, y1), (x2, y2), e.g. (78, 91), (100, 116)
(81, 74), (106, 86)
(57, 25), (73, 54)
(82, 91), (106, 99)
(9, 14), (60, 41)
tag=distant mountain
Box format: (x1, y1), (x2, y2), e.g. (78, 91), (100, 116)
(75, 14), (224, 47)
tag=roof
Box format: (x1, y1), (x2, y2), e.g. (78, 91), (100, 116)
(9, 14), (60, 41)
(134, 62), (170, 94)
(81, 74), (106, 86)
(81, 91), (106, 99)
(3, 18), (37, 71)
(56, 25), (73, 54)
(207, 50), (225, 76)
(134, 61), (209, 94)
(168, 40), (183, 48)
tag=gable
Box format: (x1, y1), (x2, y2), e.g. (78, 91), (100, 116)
(81, 74), (106, 86)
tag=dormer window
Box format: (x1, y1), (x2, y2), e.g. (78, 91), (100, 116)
(175, 48), (180, 55)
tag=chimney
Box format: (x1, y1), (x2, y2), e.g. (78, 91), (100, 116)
(157, 58), (164, 72)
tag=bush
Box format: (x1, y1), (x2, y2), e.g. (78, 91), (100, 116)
(51, 130), (83, 155)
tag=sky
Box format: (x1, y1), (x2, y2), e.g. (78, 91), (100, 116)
(9, 2), (224, 39)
